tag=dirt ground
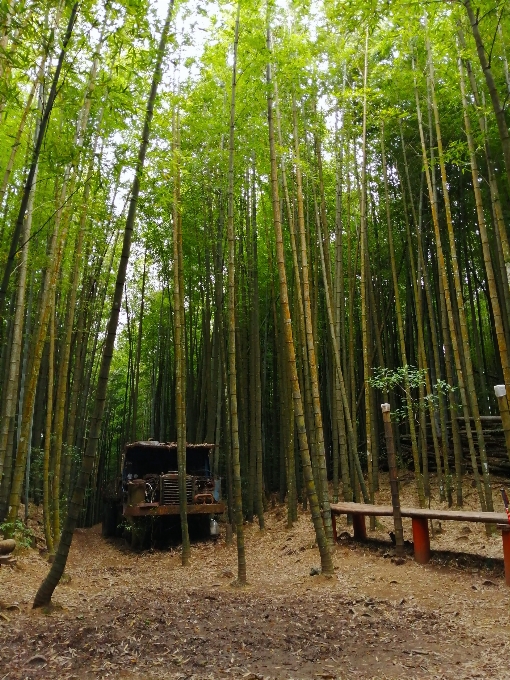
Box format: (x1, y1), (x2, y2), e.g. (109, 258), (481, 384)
(1, 473), (510, 680)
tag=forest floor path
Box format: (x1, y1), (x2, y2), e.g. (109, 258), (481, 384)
(1, 474), (509, 680)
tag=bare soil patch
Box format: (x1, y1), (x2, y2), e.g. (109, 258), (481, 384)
(1, 474), (509, 679)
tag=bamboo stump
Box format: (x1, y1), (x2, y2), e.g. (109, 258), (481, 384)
(0, 539), (16, 555)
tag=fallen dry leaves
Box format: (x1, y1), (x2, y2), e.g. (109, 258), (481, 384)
(0, 473), (509, 679)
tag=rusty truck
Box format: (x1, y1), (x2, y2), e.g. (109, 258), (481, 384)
(102, 440), (225, 547)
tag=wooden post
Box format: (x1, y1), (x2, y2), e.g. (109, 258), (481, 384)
(412, 517), (431, 564)
(498, 524), (510, 587)
(381, 403), (404, 556)
(494, 385), (510, 463)
(352, 513), (367, 540)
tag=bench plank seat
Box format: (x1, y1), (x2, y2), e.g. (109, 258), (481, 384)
(330, 501), (510, 585)
(330, 502), (508, 524)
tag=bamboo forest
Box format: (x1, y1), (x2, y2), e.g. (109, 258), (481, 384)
(1, 0), (510, 677)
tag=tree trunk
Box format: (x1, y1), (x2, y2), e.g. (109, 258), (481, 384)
(292, 98), (334, 543)
(426, 39), (493, 513)
(381, 124), (425, 507)
(226, 1), (246, 585)
(33, 0), (174, 607)
(459, 55), (510, 460)
(43, 302), (55, 554)
(173, 109), (191, 565)
(414, 54), (485, 511)
(464, 0), (510, 189)
(0, 3), (78, 319)
(359, 29), (376, 517)
(131, 251), (147, 441)
(266, 15), (333, 575)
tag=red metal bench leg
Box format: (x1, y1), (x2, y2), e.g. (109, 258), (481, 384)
(352, 514), (367, 540)
(331, 513), (337, 542)
(501, 527), (510, 587)
(412, 517), (431, 564)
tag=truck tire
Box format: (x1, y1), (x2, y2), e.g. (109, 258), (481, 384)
(126, 518), (148, 550)
(102, 501), (119, 537)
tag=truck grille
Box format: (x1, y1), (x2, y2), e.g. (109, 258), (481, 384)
(161, 475), (193, 505)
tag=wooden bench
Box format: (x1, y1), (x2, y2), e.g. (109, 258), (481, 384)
(330, 502), (510, 586)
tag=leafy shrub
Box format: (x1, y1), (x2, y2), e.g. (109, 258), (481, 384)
(0, 519), (35, 550)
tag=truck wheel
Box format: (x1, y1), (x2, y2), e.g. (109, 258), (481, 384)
(188, 514), (210, 540)
(127, 518), (147, 550)
(102, 501), (119, 537)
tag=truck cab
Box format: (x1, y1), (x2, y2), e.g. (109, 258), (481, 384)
(103, 441), (224, 546)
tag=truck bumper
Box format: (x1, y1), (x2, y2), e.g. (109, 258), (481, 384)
(123, 502), (225, 517)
